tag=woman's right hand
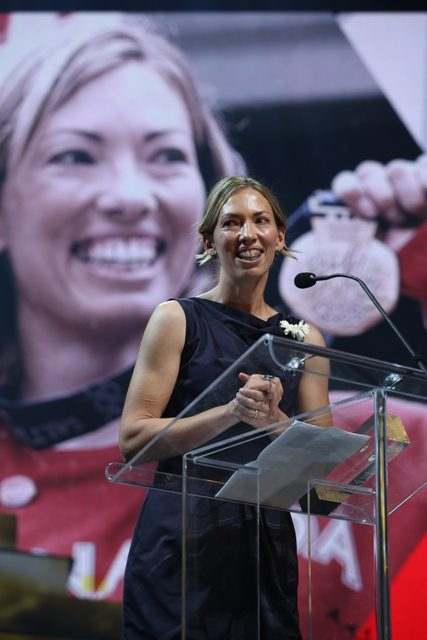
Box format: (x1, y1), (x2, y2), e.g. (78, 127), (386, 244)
(230, 372), (288, 428)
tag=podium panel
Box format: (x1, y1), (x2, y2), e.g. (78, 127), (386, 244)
(107, 335), (427, 639)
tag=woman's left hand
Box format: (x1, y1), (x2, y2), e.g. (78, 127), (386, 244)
(231, 372), (287, 427)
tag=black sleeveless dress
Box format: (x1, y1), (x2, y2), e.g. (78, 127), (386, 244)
(123, 298), (303, 640)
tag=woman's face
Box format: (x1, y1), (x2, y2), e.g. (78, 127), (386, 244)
(209, 188), (284, 281)
(0, 61), (205, 335)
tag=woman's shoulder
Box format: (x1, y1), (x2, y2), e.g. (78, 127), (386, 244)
(304, 322), (326, 347)
(159, 298), (207, 343)
(172, 296), (212, 318)
(139, 301), (188, 366)
(152, 299), (186, 321)
(144, 300), (186, 339)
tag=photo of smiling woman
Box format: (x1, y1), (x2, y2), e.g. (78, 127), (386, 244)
(0, 14), (243, 629)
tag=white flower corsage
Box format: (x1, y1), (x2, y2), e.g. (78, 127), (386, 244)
(280, 319), (310, 342)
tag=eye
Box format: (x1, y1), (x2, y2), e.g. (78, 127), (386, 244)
(49, 150), (95, 166)
(149, 147), (188, 164)
(221, 218), (239, 229)
(256, 216), (270, 224)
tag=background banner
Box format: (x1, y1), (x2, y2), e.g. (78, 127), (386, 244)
(0, 11), (425, 639)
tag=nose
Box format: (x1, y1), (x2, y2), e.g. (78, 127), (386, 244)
(239, 220), (256, 242)
(96, 160), (157, 222)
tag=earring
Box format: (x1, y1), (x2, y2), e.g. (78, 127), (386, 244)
(195, 247), (217, 265)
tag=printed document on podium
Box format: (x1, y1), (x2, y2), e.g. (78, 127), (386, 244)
(216, 421), (369, 509)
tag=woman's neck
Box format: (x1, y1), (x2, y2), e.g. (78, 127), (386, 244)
(202, 274), (273, 320)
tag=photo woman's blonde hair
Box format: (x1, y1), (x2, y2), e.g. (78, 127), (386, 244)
(0, 15), (246, 389)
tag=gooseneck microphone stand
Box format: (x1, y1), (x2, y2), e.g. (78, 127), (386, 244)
(294, 271), (427, 376)
(294, 270), (426, 640)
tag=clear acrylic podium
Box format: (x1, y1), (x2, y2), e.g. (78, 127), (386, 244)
(107, 335), (427, 640)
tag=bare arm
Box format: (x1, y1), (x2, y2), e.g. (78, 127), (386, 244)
(119, 300), (241, 462)
(295, 324), (332, 428)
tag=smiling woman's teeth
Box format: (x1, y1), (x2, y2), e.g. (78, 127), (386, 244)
(237, 250), (261, 260)
(73, 238), (164, 267)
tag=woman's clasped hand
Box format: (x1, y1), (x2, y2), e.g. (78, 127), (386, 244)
(231, 372), (285, 427)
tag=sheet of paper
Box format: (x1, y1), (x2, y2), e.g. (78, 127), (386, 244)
(215, 421), (370, 509)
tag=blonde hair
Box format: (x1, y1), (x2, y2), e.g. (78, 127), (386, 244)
(0, 17), (244, 187)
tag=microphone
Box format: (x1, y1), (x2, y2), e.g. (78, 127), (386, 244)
(294, 271), (427, 376)
(294, 272), (326, 288)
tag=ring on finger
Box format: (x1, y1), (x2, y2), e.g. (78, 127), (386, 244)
(263, 374), (275, 381)
(254, 409), (259, 419)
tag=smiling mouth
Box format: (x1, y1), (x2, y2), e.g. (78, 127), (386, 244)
(72, 237), (167, 268)
(236, 249), (262, 261)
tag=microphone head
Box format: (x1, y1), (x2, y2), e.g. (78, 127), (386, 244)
(294, 272), (317, 289)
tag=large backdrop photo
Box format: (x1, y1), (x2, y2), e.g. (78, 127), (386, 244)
(0, 10), (426, 640)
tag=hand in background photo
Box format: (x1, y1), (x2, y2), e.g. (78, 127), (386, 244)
(332, 154), (427, 326)
(332, 154), (427, 227)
